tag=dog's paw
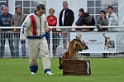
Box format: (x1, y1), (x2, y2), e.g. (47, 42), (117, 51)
(59, 66), (63, 70)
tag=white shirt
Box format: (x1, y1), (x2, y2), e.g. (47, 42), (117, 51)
(62, 10), (65, 25)
(106, 12), (119, 31)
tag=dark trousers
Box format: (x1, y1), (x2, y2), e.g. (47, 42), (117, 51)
(0, 32), (14, 58)
(47, 31), (60, 55)
(52, 32), (60, 54)
(14, 33), (26, 58)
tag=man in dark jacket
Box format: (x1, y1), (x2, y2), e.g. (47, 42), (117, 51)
(81, 12), (95, 57)
(0, 6), (14, 58)
(59, 1), (74, 52)
(59, 2), (74, 26)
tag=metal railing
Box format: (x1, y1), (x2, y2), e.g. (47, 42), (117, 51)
(0, 26), (124, 58)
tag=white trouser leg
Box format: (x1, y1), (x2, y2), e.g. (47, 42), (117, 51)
(39, 39), (51, 70)
(28, 39), (39, 66)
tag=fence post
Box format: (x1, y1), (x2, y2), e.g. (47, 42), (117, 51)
(50, 30), (53, 58)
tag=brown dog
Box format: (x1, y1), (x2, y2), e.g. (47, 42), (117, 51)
(59, 34), (88, 69)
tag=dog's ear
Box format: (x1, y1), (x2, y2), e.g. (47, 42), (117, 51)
(73, 42), (78, 50)
(76, 34), (82, 39)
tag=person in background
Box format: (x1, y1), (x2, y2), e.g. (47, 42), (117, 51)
(96, 10), (109, 58)
(96, 10), (109, 32)
(81, 12), (95, 57)
(106, 6), (119, 56)
(106, 6), (119, 55)
(0, 6), (14, 58)
(81, 12), (95, 32)
(47, 8), (60, 55)
(11, 5), (27, 58)
(59, 1), (74, 52)
(75, 8), (85, 31)
(106, 6), (118, 31)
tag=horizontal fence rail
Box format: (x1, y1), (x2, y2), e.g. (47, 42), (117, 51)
(0, 26), (124, 58)
(1, 26), (124, 29)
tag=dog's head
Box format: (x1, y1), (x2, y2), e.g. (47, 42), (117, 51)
(75, 39), (88, 51)
(70, 34), (88, 51)
(76, 34), (88, 50)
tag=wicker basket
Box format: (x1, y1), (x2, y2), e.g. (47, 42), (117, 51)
(63, 60), (91, 76)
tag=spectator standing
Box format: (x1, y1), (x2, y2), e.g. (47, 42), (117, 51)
(59, 1), (74, 52)
(106, 6), (119, 56)
(47, 8), (60, 55)
(11, 5), (27, 58)
(75, 8), (85, 31)
(106, 6), (118, 31)
(0, 6), (14, 58)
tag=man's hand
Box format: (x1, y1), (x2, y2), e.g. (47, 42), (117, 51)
(14, 28), (16, 32)
(99, 25), (102, 30)
(21, 40), (26, 44)
(45, 28), (51, 32)
(83, 24), (87, 26)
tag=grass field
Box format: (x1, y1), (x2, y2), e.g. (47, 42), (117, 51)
(0, 58), (124, 82)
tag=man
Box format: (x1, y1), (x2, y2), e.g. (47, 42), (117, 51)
(81, 12), (95, 32)
(20, 4), (53, 75)
(81, 12), (95, 57)
(106, 6), (119, 56)
(11, 5), (27, 58)
(59, 1), (74, 52)
(106, 6), (118, 31)
(0, 6), (14, 58)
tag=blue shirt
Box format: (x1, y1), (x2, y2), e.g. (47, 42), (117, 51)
(0, 13), (12, 26)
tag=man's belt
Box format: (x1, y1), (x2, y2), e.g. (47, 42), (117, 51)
(26, 30), (50, 39)
(27, 34), (46, 39)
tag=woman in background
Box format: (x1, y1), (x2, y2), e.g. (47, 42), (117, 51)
(47, 8), (60, 55)
(96, 10), (109, 32)
(96, 10), (109, 58)
(75, 8), (85, 31)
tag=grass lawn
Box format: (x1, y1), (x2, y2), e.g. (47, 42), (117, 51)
(0, 58), (124, 82)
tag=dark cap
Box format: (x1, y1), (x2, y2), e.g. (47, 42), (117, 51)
(15, 5), (22, 9)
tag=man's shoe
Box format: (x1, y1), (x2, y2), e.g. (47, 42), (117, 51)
(31, 72), (36, 75)
(45, 71), (53, 75)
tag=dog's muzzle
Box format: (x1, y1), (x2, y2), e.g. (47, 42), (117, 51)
(86, 46), (88, 49)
